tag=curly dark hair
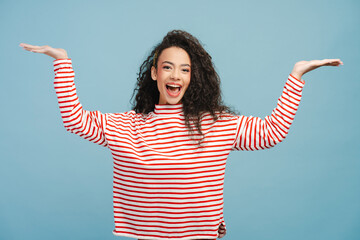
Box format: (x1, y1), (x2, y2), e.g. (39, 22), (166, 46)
(132, 29), (236, 140)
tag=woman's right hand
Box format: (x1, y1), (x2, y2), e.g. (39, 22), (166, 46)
(290, 58), (343, 82)
(19, 43), (68, 60)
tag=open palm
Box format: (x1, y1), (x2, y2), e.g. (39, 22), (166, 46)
(291, 59), (343, 80)
(19, 43), (68, 59)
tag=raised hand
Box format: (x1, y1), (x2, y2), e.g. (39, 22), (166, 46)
(19, 43), (68, 60)
(291, 59), (343, 81)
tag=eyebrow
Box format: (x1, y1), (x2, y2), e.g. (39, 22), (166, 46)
(161, 61), (191, 67)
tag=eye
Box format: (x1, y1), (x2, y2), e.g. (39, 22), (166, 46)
(182, 68), (190, 73)
(163, 65), (171, 70)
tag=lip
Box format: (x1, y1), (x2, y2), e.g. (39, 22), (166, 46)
(165, 82), (182, 97)
(166, 82), (182, 87)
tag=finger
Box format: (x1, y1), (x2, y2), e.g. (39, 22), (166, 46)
(20, 44), (37, 50)
(19, 43), (32, 48)
(327, 60), (343, 66)
(29, 48), (45, 53)
(23, 47), (42, 53)
(22, 45), (45, 53)
(331, 59), (344, 66)
(20, 43), (40, 49)
(22, 45), (40, 51)
(320, 59), (343, 66)
(218, 225), (226, 233)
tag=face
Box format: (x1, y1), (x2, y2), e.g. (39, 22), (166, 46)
(151, 46), (191, 105)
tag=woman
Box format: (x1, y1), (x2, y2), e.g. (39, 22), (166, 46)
(20, 30), (343, 240)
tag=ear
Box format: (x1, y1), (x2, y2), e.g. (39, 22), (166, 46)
(151, 66), (157, 81)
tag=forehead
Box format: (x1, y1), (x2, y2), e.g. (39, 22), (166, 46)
(158, 47), (191, 64)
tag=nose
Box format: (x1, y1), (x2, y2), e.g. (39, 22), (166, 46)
(171, 68), (181, 80)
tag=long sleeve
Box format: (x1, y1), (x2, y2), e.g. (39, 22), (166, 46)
(53, 59), (108, 147)
(232, 74), (304, 151)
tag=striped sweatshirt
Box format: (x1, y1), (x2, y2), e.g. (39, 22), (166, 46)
(53, 59), (304, 240)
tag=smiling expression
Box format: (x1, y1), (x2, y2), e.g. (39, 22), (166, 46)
(151, 47), (191, 105)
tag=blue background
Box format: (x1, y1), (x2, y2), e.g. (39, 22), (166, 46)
(1, 0), (359, 239)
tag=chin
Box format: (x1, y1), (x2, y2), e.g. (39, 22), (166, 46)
(160, 94), (184, 105)
(165, 99), (182, 105)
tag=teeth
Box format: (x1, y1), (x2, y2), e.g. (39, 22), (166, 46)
(167, 84), (181, 88)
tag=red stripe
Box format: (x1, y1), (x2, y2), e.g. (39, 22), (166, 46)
(113, 170), (225, 182)
(285, 87), (302, 98)
(107, 118), (237, 133)
(113, 229), (216, 239)
(238, 116), (245, 149)
(273, 113), (290, 131)
(277, 102), (296, 117)
(109, 147), (231, 159)
(289, 74), (303, 86)
(114, 220), (218, 229)
(113, 195), (223, 206)
(54, 62), (71, 67)
(113, 156), (226, 167)
(264, 118), (281, 143)
(276, 107), (295, 121)
(113, 164), (225, 177)
(113, 205), (222, 215)
(114, 198), (222, 211)
(281, 94), (300, 106)
(108, 141), (232, 153)
(114, 179), (224, 191)
(106, 131), (234, 147)
(114, 215), (219, 224)
(112, 152), (229, 162)
(113, 190), (223, 201)
(279, 98), (297, 112)
(253, 118), (259, 150)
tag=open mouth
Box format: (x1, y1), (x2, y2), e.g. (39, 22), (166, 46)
(166, 84), (182, 97)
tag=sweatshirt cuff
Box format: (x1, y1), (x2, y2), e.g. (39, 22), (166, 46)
(53, 59), (72, 69)
(53, 58), (72, 64)
(289, 73), (305, 84)
(53, 58), (72, 72)
(288, 74), (305, 92)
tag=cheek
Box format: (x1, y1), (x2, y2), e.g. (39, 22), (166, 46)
(156, 69), (167, 81)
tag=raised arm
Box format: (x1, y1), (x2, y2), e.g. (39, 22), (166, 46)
(20, 43), (109, 147)
(232, 59), (343, 151)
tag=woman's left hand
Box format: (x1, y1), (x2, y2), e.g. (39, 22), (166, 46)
(291, 59), (343, 81)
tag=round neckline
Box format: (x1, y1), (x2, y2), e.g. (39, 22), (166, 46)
(153, 104), (184, 115)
